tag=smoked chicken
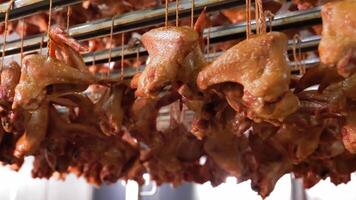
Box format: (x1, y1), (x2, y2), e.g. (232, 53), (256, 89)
(135, 26), (206, 97)
(197, 32), (299, 123)
(319, 0), (356, 77)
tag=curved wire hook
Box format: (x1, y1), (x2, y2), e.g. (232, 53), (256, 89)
(191, 0), (195, 28)
(264, 10), (274, 33)
(176, 0), (179, 27)
(46, 0), (53, 55)
(120, 33), (125, 80)
(107, 16), (115, 77)
(165, 0), (169, 27)
(1, 0), (15, 71)
(292, 34), (306, 75)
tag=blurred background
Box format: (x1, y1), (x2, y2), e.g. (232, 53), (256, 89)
(1, 157), (356, 200)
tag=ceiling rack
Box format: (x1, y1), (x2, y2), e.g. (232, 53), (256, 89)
(0, 0), (81, 21)
(82, 7), (322, 65)
(0, 0), (241, 56)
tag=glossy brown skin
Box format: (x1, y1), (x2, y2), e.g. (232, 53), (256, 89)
(342, 111), (356, 153)
(14, 102), (49, 158)
(12, 55), (95, 110)
(136, 26), (205, 97)
(0, 61), (21, 104)
(319, 0), (356, 77)
(197, 32), (299, 122)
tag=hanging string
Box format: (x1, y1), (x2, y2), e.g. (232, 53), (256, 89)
(120, 33), (125, 80)
(46, 0), (53, 57)
(107, 17), (115, 77)
(66, 6), (71, 32)
(47, 0), (53, 53)
(292, 34), (306, 75)
(92, 51), (96, 66)
(245, 0), (251, 39)
(255, 0), (265, 34)
(20, 19), (25, 64)
(1, 0), (15, 70)
(206, 27), (211, 61)
(191, 0), (195, 28)
(40, 34), (45, 54)
(176, 0), (179, 27)
(265, 11), (274, 32)
(165, 0), (168, 27)
(135, 45), (140, 73)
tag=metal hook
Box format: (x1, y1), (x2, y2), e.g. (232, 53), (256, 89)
(176, 0), (179, 27)
(20, 19), (25, 64)
(1, 0), (15, 71)
(191, 0), (195, 28)
(293, 34), (306, 75)
(264, 10), (274, 32)
(120, 33), (125, 80)
(40, 34), (45, 54)
(108, 16), (115, 77)
(66, 6), (71, 32)
(165, 0), (168, 27)
(245, 0), (251, 39)
(46, 0), (53, 54)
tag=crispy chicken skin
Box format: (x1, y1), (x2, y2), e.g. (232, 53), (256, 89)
(136, 26), (205, 97)
(319, 0), (356, 77)
(197, 32), (299, 122)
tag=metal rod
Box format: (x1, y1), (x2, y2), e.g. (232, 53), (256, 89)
(82, 26), (321, 66)
(0, 0), (81, 22)
(95, 56), (320, 81)
(0, 0), (241, 56)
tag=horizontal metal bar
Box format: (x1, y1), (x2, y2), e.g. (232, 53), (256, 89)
(82, 7), (322, 65)
(0, 0), (81, 21)
(0, 0), (240, 56)
(207, 6), (321, 43)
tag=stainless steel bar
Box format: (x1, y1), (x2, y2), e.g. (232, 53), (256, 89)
(0, 0), (240, 56)
(207, 6), (321, 43)
(0, 0), (81, 21)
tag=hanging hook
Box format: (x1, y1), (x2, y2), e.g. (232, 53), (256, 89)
(135, 44), (140, 73)
(66, 6), (72, 32)
(120, 33), (125, 80)
(46, 0), (53, 54)
(40, 34), (45, 54)
(176, 0), (179, 27)
(20, 19), (25, 64)
(191, 0), (195, 28)
(264, 10), (274, 32)
(292, 34), (306, 75)
(245, 0), (251, 39)
(165, 0), (168, 27)
(206, 26), (211, 61)
(107, 16), (115, 77)
(1, 0), (15, 71)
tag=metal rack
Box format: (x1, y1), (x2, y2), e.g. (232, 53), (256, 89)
(0, 0), (241, 56)
(0, 0), (323, 76)
(0, 0), (81, 21)
(82, 7), (321, 65)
